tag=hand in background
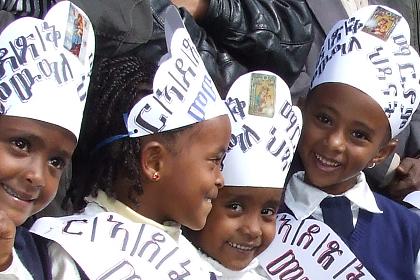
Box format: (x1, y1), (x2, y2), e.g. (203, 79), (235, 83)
(0, 211), (15, 271)
(387, 157), (420, 202)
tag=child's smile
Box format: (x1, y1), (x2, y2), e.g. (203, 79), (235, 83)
(0, 116), (75, 226)
(1, 183), (38, 203)
(299, 83), (394, 194)
(186, 186), (281, 271)
(314, 153), (342, 171)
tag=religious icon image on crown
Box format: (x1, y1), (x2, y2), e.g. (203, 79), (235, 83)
(362, 6), (401, 41)
(63, 4), (89, 62)
(249, 73), (276, 118)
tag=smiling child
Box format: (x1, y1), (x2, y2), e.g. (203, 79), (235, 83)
(30, 7), (231, 279)
(282, 5), (420, 279)
(185, 71), (302, 279)
(0, 2), (94, 278)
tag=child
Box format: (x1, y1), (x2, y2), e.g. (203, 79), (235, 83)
(282, 5), (420, 279)
(0, 1), (95, 279)
(31, 7), (231, 279)
(185, 71), (302, 279)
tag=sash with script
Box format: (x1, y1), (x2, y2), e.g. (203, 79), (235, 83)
(31, 212), (207, 279)
(258, 213), (375, 280)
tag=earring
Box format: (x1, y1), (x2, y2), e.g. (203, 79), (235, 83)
(152, 172), (160, 181)
(368, 162), (376, 169)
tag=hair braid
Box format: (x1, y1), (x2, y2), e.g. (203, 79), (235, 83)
(65, 55), (157, 211)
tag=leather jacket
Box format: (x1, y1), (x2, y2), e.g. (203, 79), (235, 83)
(133, 0), (314, 96)
(0, 0), (313, 96)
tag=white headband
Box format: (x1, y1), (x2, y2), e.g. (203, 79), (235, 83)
(223, 71), (302, 188)
(0, 1), (95, 139)
(311, 5), (420, 138)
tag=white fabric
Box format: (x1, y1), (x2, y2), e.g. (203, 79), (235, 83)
(31, 190), (211, 279)
(285, 171), (382, 225)
(49, 243), (81, 280)
(197, 250), (269, 280)
(285, 171), (420, 279)
(84, 190), (181, 240)
(0, 242), (80, 280)
(0, 248), (33, 279)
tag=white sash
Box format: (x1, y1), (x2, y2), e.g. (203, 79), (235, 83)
(258, 213), (376, 279)
(31, 212), (208, 279)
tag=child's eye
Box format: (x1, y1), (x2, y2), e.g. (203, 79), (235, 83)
(351, 130), (369, 141)
(227, 202), (243, 212)
(315, 113), (332, 125)
(49, 157), (66, 170)
(11, 138), (30, 152)
(211, 154), (226, 171)
(261, 208), (276, 216)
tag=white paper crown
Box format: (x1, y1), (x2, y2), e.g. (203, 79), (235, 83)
(223, 71), (302, 188)
(0, 1), (95, 139)
(124, 6), (227, 137)
(311, 5), (420, 138)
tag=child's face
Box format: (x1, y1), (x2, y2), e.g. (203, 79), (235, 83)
(299, 83), (393, 194)
(157, 115), (231, 230)
(0, 116), (76, 226)
(188, 186), (282, 270)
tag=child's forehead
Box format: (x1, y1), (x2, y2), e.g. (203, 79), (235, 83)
(220, 186), (282, 201)
(0, 115), (77, 147)
(308, 83), (391, 133)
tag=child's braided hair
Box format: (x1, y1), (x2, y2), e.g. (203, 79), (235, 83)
(65, 55), (157, 211)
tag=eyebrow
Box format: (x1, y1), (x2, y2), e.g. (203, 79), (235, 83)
(265, 199), (282, 208)
(352, 121), (376, 134)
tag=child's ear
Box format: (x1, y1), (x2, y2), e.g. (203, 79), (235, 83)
(368, 139), (398, 167)
(140, 141), (165, 182)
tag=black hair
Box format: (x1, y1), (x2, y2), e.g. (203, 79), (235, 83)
(65, 55), (157, 211)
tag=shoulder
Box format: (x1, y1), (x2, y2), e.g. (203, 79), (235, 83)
(373, 192), (420, 229)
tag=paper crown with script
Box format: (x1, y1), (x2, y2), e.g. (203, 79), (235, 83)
(0, 1), (95, 140)
(115, 6), (227, 141)
(223, 71), (302, 188)
(311, 5), (420, 138)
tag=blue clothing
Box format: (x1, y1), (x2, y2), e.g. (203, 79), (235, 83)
(281, 193), (420, 280)
(15, 222), (52, 280)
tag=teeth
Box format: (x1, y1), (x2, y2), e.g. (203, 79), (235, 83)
(315, 154), (340, 167)
(1, 184), (34, 202)
(228, 242), (254, 251)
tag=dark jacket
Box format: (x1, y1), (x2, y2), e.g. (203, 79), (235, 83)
(0, 0), (313, 96)
(0, 0), (154, 57)
(132, 0), (314, 96)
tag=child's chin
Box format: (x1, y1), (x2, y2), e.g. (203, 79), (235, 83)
(185, 217), (207, 231)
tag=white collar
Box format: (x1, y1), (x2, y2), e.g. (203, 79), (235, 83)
(285, 171), (382, 220)
(85, 190), (181, 240)
(197, 250), (261, 279)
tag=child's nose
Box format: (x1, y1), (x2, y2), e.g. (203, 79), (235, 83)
(242, 216), (263, 239)
(215, 169), (224, 189)
(326, 129), (346, 152)
(24, 157), (46, 188)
